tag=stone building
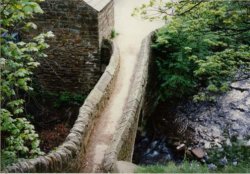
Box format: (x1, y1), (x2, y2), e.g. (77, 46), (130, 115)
(35, 0), (114, 94)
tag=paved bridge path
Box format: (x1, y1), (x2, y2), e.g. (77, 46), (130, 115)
(80, 0), (163, 172)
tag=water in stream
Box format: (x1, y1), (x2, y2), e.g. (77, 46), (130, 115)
(133, 131), (184, 165)
(132, 102), (191, 165)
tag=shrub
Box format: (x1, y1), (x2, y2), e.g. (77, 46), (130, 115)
(136, 160), (250, 173)
(0, 0), (54, 167)
(136, 140), (250, 173)
(207, 139), (250, 169)
(136, 161), (209, 173)
(135, 0), (250, 101)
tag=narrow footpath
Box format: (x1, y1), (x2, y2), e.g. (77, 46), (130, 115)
(80, 0), (163, 172)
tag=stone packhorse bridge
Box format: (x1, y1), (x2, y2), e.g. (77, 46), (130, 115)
(3, 0), (163, 172)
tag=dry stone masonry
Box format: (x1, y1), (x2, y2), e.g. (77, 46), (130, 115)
(34, 0), (114, 94)
(103, 33), (155, 172)
(3, 0), (119, 172)
(3, 41), (120, 173)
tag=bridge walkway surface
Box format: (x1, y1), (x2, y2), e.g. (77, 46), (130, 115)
(80, 0), (163, 172)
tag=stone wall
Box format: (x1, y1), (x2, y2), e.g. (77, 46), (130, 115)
(98, 0), (114, 45)
(140, 34), (160, 123)
(3, 41), (120, 173)
(34, 0), (114, 94)
(103, 33), (154, 172)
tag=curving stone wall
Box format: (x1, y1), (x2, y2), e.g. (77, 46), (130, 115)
(3, 41), (120, 173)
(103, 33), (154, 172)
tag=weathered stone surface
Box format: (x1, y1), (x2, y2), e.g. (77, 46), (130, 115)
(168, 78), (250, 148)
(85, 0), (112, 12)
(32, 0), (114, 94)
(97, 72), (112, 92)
(3, 31), (120, 173)
(63, 141), (79, 156)
(191, 148), (205, 159)
(103, 33), (154, 172)
(51, 152), (63, 171)
(71, 122), (85, 134)
(39, 156), (49, 172)
(176, 144), (186, 151)
(113, 161), (137, 173)
(3, 2), (119, 171)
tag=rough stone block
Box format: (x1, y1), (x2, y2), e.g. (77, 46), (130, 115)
(113, 161), (137, 173)
(71, 122), (85, 134)
(97, 72), (112, 92)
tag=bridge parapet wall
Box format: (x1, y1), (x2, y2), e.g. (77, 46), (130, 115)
(3, 42), (120, 173)
(103, 33), (156, 172)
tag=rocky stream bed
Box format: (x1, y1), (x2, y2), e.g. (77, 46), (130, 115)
(133, 77), (250, 168)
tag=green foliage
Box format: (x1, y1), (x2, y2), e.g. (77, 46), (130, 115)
(137, 140), (250, 173)
(137, 164), (167, 173)
(207, 139), (250, 169)
(54, 92), (86, 107)
(137, 161), (209, 173)
(135, 0), (250, 101)
(43, 91), (86, 108)
(1, 109), (44, 168)
(137, 160), (250, 173)
(0, 0), (54, 167)
(110, 29), (119, 39)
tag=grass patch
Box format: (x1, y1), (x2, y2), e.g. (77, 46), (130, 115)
(136, 161), (250, 173)
(136, 161), (209, 173)
(110, 29), (119, 39)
